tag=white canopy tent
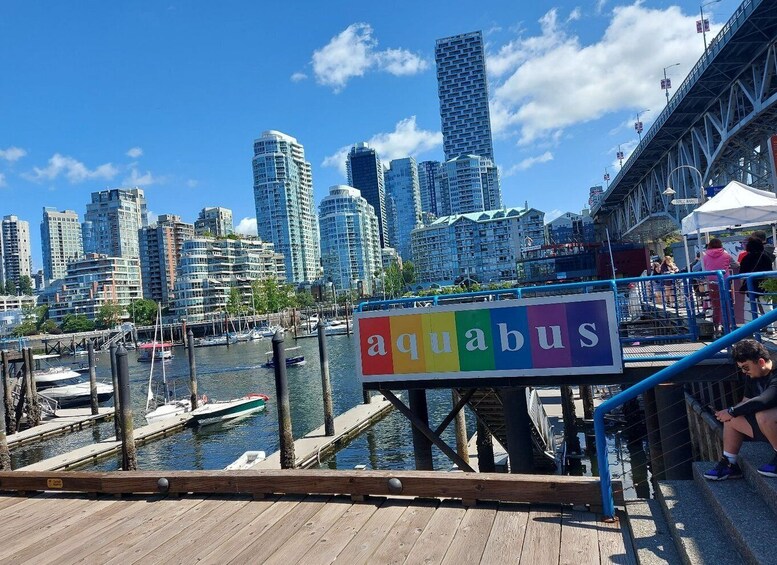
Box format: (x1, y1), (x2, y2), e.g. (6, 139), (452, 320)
(681, 181), (777, 235)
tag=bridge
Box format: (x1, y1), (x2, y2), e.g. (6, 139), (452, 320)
(592, 0), (777, 242)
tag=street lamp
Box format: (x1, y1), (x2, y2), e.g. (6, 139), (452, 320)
(635, 109), (650, 143)
(616, 145), (625, 168)
(661, 63), (681, 106)
(603, 167), (611, 189)
(698, 0), (722, 52)
(664, 164), (706, 204)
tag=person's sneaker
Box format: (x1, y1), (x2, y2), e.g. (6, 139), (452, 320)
(704, 457), (743, 480)
(757, 452), (777, 477)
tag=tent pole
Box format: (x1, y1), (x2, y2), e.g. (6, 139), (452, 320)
(683, 236), (691, 271)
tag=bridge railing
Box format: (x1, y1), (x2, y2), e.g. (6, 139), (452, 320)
(725, 270), (777, 336)
(595, 305), (777, 519)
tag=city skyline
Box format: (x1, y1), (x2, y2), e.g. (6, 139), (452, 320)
(2, 1), (739, 269)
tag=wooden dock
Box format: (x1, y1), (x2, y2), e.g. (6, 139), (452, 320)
(16, 413), (191, 471)
(7, 407), (115, 449)
(253, 396), (394, 469)
(0, 469), (630, 564)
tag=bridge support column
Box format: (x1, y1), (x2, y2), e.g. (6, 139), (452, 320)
(501, 387), (534, 473)
(655, 383), (693, 479)
(408, 389), (433, 470)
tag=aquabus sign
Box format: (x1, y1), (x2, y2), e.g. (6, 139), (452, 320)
(354, 292), (622, 385)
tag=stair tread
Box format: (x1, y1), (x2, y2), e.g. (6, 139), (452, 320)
(694, 462), (777, 564)
(657, 480), (743, 565)
(738, 442), (777, 516)
(625, 499), (682, 565)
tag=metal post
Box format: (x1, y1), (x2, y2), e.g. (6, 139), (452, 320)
(500, 387), (534, 473)
(109, 343), (121, 438)
(1, 351), (14, 435)
(116, 345), (137, 470)
(88, 340), (98, 415)
(655, 384), (693, 479)
(408, 389), (434, 470)
(272, 331), (295, 469)
(452, 390), (469, 465)
(187, 330), (199, 410)
(476, 419), (495, 472)
(316, 321), (335, 436)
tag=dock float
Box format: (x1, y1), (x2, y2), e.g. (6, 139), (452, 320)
(253, 396), (394, 469)
(7, 407), (115, 449)
(17, 413), (191, 471)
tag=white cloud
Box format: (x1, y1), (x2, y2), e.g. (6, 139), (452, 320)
(235, 217), (258, 236)
(312, 23), (428, 92)
(503, 151), (554, 176)
(0, 146), (27, 162)
(0, 173), (6, 187)
(147, 211), (158, 225)
(290, 72), (308, 82)
(322, 116), (443, 177)
(126, 147), (143, 158)
(186, 179), (198, 188)
(544, 209), (565, 223)
(24, 153), (118, 183)
(487, 4), (709, 144)
(123, 166), (156, 187)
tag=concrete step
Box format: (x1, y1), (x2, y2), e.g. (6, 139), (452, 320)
(624, 499), (682, 565)
(693, 462), (777, 565)
(656, 480), (743, 565)
(738, 442), (777, 517)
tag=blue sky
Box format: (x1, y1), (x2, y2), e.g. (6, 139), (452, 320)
(1, 0), (739, 269)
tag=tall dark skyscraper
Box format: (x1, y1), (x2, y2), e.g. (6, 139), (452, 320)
(435, 31), (495, 162)
(347, 143), (389, 248)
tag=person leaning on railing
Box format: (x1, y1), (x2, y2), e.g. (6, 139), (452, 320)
(701, 238), (739, 337)
(704, 339), (777, 480)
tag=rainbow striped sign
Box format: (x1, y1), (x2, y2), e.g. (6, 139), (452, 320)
(354, 293), (622, 384)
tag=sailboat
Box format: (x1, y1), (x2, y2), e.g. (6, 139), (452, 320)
(145, 305), (191, 424)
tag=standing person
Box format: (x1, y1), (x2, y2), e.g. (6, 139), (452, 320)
(704, 339), (777, 480)
(659, 255), (680, 307)
(702, 238), (738, 336)
(738, 236), (774, 329)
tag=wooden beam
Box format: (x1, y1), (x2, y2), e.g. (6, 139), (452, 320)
(0, 470), (623, 506)
(434, 388), (475, 436)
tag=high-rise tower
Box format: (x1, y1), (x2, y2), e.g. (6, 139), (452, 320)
(252, 130), (319, 283)
(84, 188), (148, 260)
(435, 31), (495, 162)
(384, 157), (422, 262)
(347, 143), (389, 248)
(1, 215), (32, 287)
(41, 208), (83, 284)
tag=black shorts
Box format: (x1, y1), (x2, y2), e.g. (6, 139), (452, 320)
(745, 413), (768, 442)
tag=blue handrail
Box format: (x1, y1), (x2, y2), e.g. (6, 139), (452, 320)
(595, 305), (777, 519)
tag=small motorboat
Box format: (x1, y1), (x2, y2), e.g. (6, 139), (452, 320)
(261, 347), (306, 368)
(225, 450), (267, 470)
(146, 399), (191, 425)
(137, 342), (174, 362)
(189, 393), (269, 426)
(195, 335), (238, 347)
(40, 380), (115, 408)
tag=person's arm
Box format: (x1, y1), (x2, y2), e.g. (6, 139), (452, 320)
(729, 382), (777, 416)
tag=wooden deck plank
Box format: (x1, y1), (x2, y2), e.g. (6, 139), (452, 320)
(1, 497), (124, 563)
(368, 500), (439, 565)
(263, 497), (353, 565)
(225, 496), (331, 564)
(74, 496), (208, 563)
(403, 501), (467, 565)
(441, 503), (498, 564)
(141, 497), (260, 565)
(0, 493), (34, 511)
(295, 497), (384, 565)
(520, 507), (563, 565)
(0, 494), (87, 537)
(598, 517), (637, 565)
(560, 510), (600, 565)
(319, 498), (406, 565)
(480, 502), (530, 563)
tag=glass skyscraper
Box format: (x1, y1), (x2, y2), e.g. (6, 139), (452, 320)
(41, 208), (83, 284)
(417, 160), (443, 217)
(84, 188), (148, 260)
(384, 157), (422, 262)
(1, 215), (32, 287)
(346, 143), (388, 248)
(252, 130), (319, 283)
(435, 31), (495, 162)
(440, 155), (502, 215)
(319, 185), (381, 296)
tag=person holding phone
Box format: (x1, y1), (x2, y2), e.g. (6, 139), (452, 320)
(704, 339), (777, 480)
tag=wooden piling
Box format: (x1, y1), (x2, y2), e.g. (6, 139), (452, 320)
(580, 385), (595, 420)
(187, 330), (198, 410)
(109, 343), (121, 438)
(24, 348), (41, 427)
(408, 389), (434, 470)
(316, 321), (335, 436)
(476, 419), (495, 472)
(115, 345), (137, 470)
(500, 387), (534, 473)
(560, 385), (581, 454)
(272, 331), (295, 469)
(643, 387), (665, 479)
(0, 370), (10, 470)
(655, 384), (693, 480)
(452, 390), (469, 465)
(1, 351), (14, 435)
(88, 341), (98, 415)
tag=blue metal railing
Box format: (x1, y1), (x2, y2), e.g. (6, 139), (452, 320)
(595, 305), (777, 518)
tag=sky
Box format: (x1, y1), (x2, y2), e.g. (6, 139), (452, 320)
(1, 0), (740, 270)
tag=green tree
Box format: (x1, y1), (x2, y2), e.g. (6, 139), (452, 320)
(384, 264), (404, 298)
(3, 280), (15, 295)
(18, 275), (33, 295)
(226, 287), (244, 315)
(39, 319), (60, 334)
(263, 278), (283, 313)
(250, 279), (268, 314)
(402, 261), (416, 289)
(295, 290), (315, 308)
(96, 302), (124, 329)
(60, 314), (95, 333)
(130, 299), (158, 326)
